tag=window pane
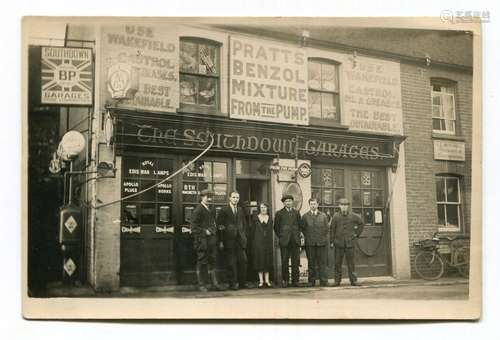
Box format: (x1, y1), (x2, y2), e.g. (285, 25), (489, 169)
(321, 63), (338, 92)
(351, 171), (361, 188)
(361, 171), (372, 187)
(312, 188), (322, 204)
(443, 94), (454, 119)
(180, 41), (198, 73)
(311, 168), (321, 187)
(352, 189), (361, 207)
(322, 189), (333, 205)
(308, 61), (322, 90)
(443, 86), (454, 93)
(374, 190), (384, 206)
(362, 191), (372, 206)
(123, 157), (140, 178)
(437, 204), (446, 225)
(140, 158), (156, 179)
(213, 162), (227, 182)
(436, 177), (446, 202)
(432, 118), (442, 130)
(202, 161), (212, 182)
(182, 182), (198, 202)
(432, 84), (441, 92)
(139, 180), (156, 201)
(334, 189), (344, 204)
(446, 204), (459, 228)
(432, 94), (441, 106)
(198, 77), (217, 106)
(250, 160), (270, 176)
(123, 204), (138, 224)
(183, 160), (204, 180)
(180, 74), (198, 104)
(321, 169), (333, 187)
(445, 120), (455, 133)
(158, 205), (171, 223)
(157, 182), (173, 202)
(213, 183), (227, 203)
(364, 209), (373, 225)
(184, 205), (195, 223)
(372, 171), (382, 188)
(321, 92), (338, 120)
(140, 203), (156, 224)
(199, 44), (217, 74)
(446, 178), (459, 202)
(334, 169), (344, 187)
(308, 91), (322, 118)
(432, 105), (441, 118)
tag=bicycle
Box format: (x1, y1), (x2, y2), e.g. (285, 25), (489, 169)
(413, 232), (470, 280)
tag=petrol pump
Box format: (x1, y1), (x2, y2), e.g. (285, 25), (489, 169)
(57, 131), (86, 284)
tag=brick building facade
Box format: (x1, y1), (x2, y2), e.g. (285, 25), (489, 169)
(27, 20), (473, 293)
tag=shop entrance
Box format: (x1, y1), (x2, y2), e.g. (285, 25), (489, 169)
(311, 165), (391, 278)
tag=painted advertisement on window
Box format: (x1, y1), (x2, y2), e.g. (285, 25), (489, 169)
(229, 36), (309, 125)
(342, 56), (403, 135)
(101, 24), (179, 111)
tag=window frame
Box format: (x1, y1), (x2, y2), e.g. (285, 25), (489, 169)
(431, 80), (458, 135)
(179, 37), (222, 116)
(435, 175), (463, 233)
(307, 58), (342, 126)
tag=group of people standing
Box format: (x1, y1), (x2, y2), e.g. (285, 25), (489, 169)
(190, 189), (364, 292)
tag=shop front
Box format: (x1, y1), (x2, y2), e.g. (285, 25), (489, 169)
(113, 108), (402, 286)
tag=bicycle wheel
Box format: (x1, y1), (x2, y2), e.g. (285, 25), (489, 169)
(455, 247), (470, 278)
(414, 250), (444, 280)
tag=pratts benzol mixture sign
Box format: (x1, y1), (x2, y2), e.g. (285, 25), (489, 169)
(101, 25), (179, 111)
(41, 47), (93, 105)
(229, 36), (309, 125)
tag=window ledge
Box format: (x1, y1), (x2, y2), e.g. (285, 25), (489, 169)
(432, 132), (465, 141)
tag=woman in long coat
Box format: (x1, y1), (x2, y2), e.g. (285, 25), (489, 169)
(251, 202), (274, 288)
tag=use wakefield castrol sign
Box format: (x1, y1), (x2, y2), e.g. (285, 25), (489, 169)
(41, 47), (93, 105)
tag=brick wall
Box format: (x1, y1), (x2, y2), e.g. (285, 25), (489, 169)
(400, 62), (473, 277)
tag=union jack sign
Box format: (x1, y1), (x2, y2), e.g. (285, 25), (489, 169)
(41, 47), (93, 105)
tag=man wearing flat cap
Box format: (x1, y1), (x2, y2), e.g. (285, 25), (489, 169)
(330, 198), (364, 286)
(274, 194), (302, 288)
(191, 189), (224, 292)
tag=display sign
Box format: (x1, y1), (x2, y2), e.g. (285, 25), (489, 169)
(343, 56), (403, 135)
(101, 24), (179, 111)
(117, 117), (398, 166)
(433, 140), (466, 161)
(41, 47), (93, 105)
(229, 36), (308, 125)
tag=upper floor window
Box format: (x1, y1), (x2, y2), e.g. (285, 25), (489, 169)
(432, 81), (456, 134)
(179, 38), (220, 113)
(435, 175), (462, 232)
(308, 59), (340, 124)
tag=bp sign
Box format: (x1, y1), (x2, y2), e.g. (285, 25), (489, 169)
(41, 46), (93, 105)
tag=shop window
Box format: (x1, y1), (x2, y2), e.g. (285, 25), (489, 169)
(435, 175), (463, 232)
(121, 156), (174, 227)
(308, 59), (341, 124)
(431, 80), (457, 135)
(181, 160), (228, 224)
(311, 166), (345, 220)
(180, 38), (220, 114)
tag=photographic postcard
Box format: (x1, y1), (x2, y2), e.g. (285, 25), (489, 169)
(22, 16), (482, 319)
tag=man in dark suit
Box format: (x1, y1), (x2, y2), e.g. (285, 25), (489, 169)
(330, 198), (364, 286)
(301, 197), (331, 287)
(217, 191), (248, 290)
(191, 189), (224, 292)
(274, 194), (302, 288)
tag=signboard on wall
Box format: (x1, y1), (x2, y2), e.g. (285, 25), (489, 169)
(433, 140), (466, 161)
(41, 47), (93, 105)
(101, 25), (179, 111)
(229, 36), (309, 125)
(342, 56), (403, 135)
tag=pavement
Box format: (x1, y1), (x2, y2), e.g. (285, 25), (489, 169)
(38, 277), (469, 300)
